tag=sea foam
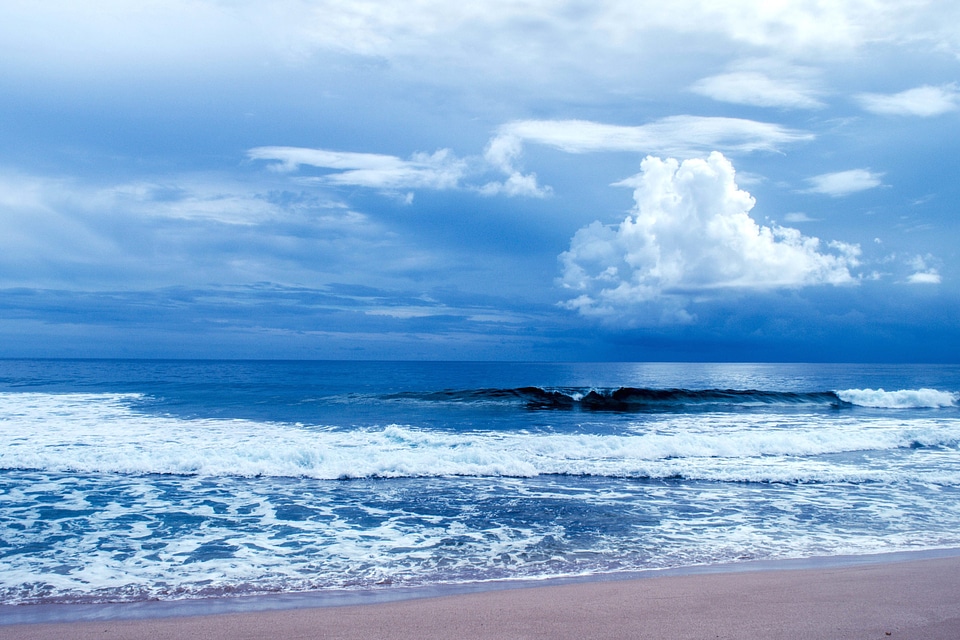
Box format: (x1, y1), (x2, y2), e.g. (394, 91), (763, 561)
(836, 388), (959, 409)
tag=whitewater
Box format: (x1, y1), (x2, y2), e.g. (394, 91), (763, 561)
(1, 360), (959, 605)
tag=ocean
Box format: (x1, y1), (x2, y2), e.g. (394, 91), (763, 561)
(1, 359), (959, 606)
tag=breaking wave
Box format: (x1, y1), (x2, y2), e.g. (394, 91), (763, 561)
(836, 388), (959, 409)
(2, 392), (959, 484)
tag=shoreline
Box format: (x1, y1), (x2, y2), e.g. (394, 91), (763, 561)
(4, 548), (960, 638)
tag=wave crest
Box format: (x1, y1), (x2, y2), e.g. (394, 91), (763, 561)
(389, 387), (844, 411)
(390, 386), (960, 412)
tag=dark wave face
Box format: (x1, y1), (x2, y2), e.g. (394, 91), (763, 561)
(384, 387), (848, 412)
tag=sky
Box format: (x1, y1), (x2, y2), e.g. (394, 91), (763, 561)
(1, 0), (959, 361)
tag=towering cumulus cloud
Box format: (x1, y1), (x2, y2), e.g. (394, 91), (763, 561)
(559, 152), (860, 323)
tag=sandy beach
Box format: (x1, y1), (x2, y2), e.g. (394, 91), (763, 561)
(3, 553), (960, 640)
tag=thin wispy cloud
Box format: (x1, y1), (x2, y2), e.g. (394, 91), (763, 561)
(482, 117), (812, 197)
(805, 169), (884, 197)
(491, 117), (812, 156)
(248, 147), (466, 192)
(690, 61), (825, 109)
(252, 116), (813, 200)
(857, 84), (960, 117)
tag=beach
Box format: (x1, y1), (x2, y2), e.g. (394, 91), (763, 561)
(4, 553), (959, 639)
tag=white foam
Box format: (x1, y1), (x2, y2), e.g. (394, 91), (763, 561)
(2, 392), (960, 484)
(837, 388), (959, 409)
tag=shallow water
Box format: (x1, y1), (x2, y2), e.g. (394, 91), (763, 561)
(1, 360), (959, 604)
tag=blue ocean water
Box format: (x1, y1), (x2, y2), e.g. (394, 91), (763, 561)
(1, 359), (960, 604)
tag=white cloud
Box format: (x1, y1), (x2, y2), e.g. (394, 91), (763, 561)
(478, 134), (552, 198)
(99, 181), (281, 225)
(248, 147), (466, 191)
(784, 212), (816, 222)
(5, 1), (959, 90)
(690, 61), (825, 109)
(298, 1), (946, 60)
(907, 255), (942, 284)
(494, 117), (812, 156)
(478, 172), (551, 198)
(908, 271), (942, 284)
(252, 115), (810, 200)
(805, 169), (884, 197)
(249, 142), (555, 198)
(857, 84), (960, 117)
(483, 117), (812, 197)
(559, 152), (860, 323)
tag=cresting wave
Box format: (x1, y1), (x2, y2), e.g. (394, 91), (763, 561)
(2, 392), (960, 484)
(386, 386), (960, 411)
(836, 388), (960, 409)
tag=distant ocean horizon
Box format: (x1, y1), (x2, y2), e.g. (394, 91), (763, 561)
(2, 359), (960, 605)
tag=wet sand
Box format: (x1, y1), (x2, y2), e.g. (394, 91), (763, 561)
(4, 554), (960, 639)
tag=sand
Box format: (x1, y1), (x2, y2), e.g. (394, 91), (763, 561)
(3, 554), (960, 639)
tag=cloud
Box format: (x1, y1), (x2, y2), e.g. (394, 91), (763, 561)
(478, 172), (551, 198)
(908, 271), (942, 284)
(297, 1), (947, 61)
(5, 1), (958, 95)
(907, 255), (942, 284)
(804, 169), (884, 197)
(0, 173), (122, 280)
(269, 116), (813, 199)
(559, 152), (860, 323)
(250, 142), (554, 199)
(690, 61), (825, 109)
(482, 117), (812, 197)
(856, 84), (960, 117)
(478, 133), (552, 198)
(494, 117), (812, 156)
(0, 169), (405, 290)
(248, 147), (466, 192)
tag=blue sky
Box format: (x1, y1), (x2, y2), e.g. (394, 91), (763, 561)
(1, 1), (958, 361)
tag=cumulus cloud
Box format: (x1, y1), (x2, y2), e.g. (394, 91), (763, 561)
(805, 169), (884, 197)
(248, 146), (466, 192)
(478, 134), (552, 198)
(690, 61), (825, 109)
(482, 117), (812, 197)
(559, 152), (860, 323)
(857, 84), (960, 117)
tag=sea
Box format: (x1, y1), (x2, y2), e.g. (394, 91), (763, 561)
(1, 359), (960, 607)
